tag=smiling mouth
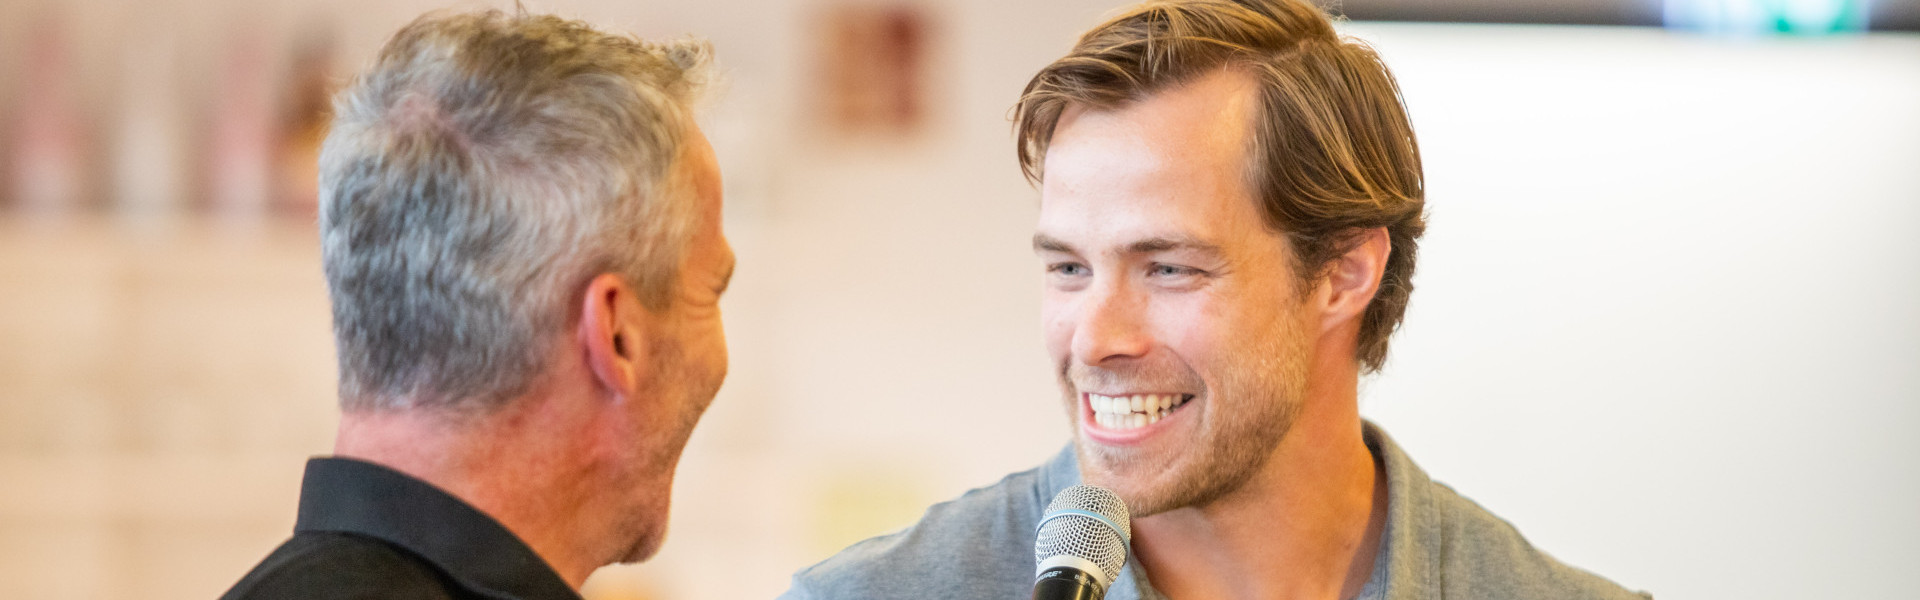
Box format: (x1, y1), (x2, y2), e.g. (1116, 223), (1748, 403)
(1087, 393), (1194, 430)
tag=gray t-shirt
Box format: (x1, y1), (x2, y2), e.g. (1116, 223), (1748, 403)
(780, 422), (1649, 600)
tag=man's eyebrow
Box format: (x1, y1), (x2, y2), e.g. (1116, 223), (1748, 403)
(1033, 234), (1075, 254)
(1126, 236), (1222, 256)
(1033, 234), (1224, 256)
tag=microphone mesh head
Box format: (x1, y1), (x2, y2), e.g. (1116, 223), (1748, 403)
(1035, 485), (1131, 582)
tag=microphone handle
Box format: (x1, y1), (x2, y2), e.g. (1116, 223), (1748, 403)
(1032, 567), (1106, 600)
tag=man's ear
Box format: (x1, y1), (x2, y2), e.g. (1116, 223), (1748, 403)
(1317, 228), (1390, 335)
(580, 273), (652, 398)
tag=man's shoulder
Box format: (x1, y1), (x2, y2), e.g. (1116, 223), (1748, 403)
(220, 531), (459, 600)
(782, 454), (1069, 600)
(1365, 422), (1648, 600)
(1422, 480), (1650, 600)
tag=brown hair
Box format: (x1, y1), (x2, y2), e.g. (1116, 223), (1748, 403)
(1014, 0), (1426, 373)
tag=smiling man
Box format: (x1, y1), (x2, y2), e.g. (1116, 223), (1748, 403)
(782, 1), (1645, 599)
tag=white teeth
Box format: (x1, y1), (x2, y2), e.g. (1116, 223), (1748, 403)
(1089, 393), (1192, 430)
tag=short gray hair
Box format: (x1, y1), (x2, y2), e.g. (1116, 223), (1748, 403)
(319, 10), (713, 413)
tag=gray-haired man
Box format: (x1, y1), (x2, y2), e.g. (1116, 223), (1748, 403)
(222, 10), (733, 600)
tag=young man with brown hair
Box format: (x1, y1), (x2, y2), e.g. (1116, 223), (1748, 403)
(783, 1), (1646, 598)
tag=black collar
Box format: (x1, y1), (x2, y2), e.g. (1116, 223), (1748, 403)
(295, 457), (582, 600)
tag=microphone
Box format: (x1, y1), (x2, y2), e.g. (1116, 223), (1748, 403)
(1033, 485), (1131, 600)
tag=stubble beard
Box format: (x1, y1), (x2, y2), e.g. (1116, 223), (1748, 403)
(608, 331), (724, 565)
(1066, 314), (1310, 518)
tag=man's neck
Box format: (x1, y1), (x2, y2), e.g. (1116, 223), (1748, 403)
(1129, 407), (1387, 599)
(333, 397), (608, 589)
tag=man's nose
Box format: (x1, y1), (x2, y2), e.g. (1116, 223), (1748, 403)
(1071, 281), (1151, 366)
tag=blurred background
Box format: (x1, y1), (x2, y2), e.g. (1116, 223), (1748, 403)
(0, 0), (1916, 599)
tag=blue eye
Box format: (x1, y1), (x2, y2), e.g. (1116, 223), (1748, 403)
(1152, 264), (1198, 277)
(1049, 263), (1089, 277)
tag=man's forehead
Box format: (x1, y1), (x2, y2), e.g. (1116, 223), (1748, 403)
(1033, 180), (1286, 262)
(1036, 71), (1264, 252)
(1036, 200), (1244, 251)
(1034, 169), (1253, 257)
(1043, 71), (1260, 173)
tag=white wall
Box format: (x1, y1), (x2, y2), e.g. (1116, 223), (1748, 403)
(1349, 23), (1920, 600)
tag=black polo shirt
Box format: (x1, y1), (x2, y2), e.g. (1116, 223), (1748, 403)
(221, 457), (582, 600)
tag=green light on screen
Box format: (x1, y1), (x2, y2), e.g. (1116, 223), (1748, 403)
(1665, 0), (1871, 34)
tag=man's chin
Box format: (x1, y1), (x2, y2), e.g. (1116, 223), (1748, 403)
(1075, 443), (1182, 517)
(608, 503), (669, 565)
(613, 529), (665, 565)
(1086, 475), (1185, 519)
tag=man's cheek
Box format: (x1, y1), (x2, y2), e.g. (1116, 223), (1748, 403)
(1041, 308), (1076, 358)
(1157, 299), (1227, 352)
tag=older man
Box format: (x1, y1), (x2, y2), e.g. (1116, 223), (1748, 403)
(222, 11), (732, 600)
(785, 1), (1644, 599)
